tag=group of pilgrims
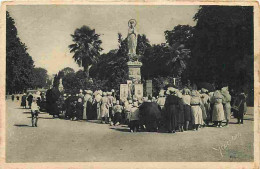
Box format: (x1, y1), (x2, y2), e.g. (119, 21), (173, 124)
(16, 84), (247, 133)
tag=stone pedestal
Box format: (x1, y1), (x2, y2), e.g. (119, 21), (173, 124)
(127, 61), (142, 82)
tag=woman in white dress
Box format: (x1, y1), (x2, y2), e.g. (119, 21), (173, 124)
(100, 92), (109, 124)
(190, 90), (204, 130)
(212, 90), (225, 127)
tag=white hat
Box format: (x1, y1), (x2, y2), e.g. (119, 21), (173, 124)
(63, 94), (67, 96)
(133, 102), (138, 107)
(103, 92), (107, 96)
(78, 98), (82, 102)
(107, 92), (112, 96)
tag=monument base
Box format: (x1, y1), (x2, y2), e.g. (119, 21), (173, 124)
(127, 61), (142, 83)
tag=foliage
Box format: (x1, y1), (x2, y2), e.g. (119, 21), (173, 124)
(31, 67), (48, 89)
(6, 11), (35, 94)
(189, 6), (253, 105)
(69, 25), (103, 78)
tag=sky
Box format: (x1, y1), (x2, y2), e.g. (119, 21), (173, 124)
(7, 5), (199, 75)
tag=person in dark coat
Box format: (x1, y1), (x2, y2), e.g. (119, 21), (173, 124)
(164, 89), (180, 133)
(139, 99), (162, 132)
(21, 93), (27, 108)
(11, 94), (15, 101)
(233, 89), (247, 124)
(27, 93), (33, 109)
(46, 87), (61, 118)
(76, 98), (84, 120)
(16, 95), (20, 101)
(176, 91), (184, 132)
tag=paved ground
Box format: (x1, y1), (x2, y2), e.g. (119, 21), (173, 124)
(6, 99), (254, 162)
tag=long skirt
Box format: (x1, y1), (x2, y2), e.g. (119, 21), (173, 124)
(212, 103), (225, 121)
(113, 112), (122, 124)
(200, 104), (207, 120)
(191, 105), (204, 125)
(101, 105), (109, 118)
(97, 103), (101, 120)
(183, 104), (192, 122)
(165, 105), (178, 131)
(177, 104), (184, 125)
(224, 102), (231, 121)
(83, 102), (87, 120)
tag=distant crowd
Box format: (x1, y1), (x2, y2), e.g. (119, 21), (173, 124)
(11, 85), (247, 132)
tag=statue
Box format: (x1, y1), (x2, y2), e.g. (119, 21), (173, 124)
(58, 78), (64, 92)
(127, 19), (137, 60)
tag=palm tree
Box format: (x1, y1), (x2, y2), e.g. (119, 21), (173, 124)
(69, 25), (103, 79)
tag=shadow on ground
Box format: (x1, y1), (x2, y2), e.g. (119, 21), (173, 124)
(14, 124), (32, 127)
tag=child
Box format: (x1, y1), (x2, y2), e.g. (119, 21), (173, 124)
(129, 102), (140, 132)
(31, 98), (40, 127)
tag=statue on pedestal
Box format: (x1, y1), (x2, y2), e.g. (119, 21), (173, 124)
(127, 19), (138, 61)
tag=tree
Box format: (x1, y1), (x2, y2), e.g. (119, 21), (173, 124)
(190, 6), (253, 105)
(69, 26), (103, 79)
(31, 67), (48, 89)
(60, 67), (75, 76)
(6, 11), (35, 94)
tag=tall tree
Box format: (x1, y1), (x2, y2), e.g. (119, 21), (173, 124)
(190, 6), (253, 88)
(69, 26), (103, 79)
(31, 67), (48, 89)
(190, 6), (253, 105)
(60, 67), (75, 76)
(6, 11), (35, 94)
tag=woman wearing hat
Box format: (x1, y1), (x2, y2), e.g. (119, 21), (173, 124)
(201, 88), (211, 126)
(93, 90), (102, 120)
(21, 93), (27, 108)
(83, 90), (93, 120)
(212, 90), (225, 127)
(164, 88), (180, 133)
(221, 86), (231, 126)
(113, 100), (124, 126)
(182, 88), (192, 131)
(190, 90), (204, 130)
(129, 102), (140, 132)
(107, 92), (114, 123)
(100, 92), (109, 124)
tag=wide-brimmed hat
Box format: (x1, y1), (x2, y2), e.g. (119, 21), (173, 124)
(177, 91), (182, 98)
(201, 88), (208, 93)
(86, 90), (92, 94)
(133, 102), (138, 107)
(103, 92), (107, 96)
(166, 87), (178, 95)
(107, 92), (112, 96)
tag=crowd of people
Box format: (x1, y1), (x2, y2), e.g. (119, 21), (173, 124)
(12, 85), (248, 132)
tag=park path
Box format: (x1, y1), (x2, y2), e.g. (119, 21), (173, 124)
(6, 99), (254, 162)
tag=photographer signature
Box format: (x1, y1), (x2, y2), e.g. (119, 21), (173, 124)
(212, 132), (241, 157)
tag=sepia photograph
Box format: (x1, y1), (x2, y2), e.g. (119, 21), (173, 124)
(0, 1), (259, 168)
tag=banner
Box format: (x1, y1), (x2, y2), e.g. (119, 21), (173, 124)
(135, 84), (143, 99)
(120, 84), (128, 101)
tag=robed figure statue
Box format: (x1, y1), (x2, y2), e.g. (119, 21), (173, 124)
(127, 19), (137, 58)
